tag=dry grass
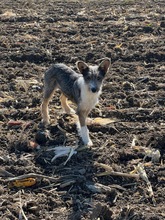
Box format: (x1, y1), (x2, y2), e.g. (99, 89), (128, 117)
(0, 10), (17, 19)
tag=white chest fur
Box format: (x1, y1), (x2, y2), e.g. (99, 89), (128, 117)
(78, 77), (101, 111)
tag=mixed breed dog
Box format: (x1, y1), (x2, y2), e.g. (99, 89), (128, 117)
(41, 58), (111, 146)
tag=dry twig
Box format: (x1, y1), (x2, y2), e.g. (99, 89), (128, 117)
(6, 173), (58, 183)
(19, 191), (28, 220)
(135, 163), (156, 204)
(95, 162), (139, 179)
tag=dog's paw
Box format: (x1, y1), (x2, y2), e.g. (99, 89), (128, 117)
(82, 138), (93, 147)
(41, 119), (50, 126)
(70, 108), (76, 114)
(86, 138), (93, 146)
(65, 108), (76, 114)
(79, 126), (93, 146)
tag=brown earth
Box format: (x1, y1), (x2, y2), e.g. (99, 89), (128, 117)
(0, 0), (165, 219)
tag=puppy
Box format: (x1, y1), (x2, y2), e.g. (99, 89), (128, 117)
(41, 58), (111, 146)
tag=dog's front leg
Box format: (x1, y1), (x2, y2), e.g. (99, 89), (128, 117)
(77, 109), (93, 146)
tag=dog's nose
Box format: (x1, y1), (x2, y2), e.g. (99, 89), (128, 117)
(91, 87), (97, 93)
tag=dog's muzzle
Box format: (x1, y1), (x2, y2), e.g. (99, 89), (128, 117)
(91, 87), (97, 93)
(89, 81), (98, 93)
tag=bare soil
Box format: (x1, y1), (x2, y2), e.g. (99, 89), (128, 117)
(0, 0), (165, 219)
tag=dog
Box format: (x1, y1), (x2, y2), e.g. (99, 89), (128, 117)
(41, 58), (111, 146)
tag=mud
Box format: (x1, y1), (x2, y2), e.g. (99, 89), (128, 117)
(0, 0), (165, 219)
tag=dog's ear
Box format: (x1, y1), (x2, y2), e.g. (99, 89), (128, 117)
(76, 61), (89, 74)
(98, 58), (111, 76)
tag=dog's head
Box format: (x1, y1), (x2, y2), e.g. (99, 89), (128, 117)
(77, 58), (111, 93)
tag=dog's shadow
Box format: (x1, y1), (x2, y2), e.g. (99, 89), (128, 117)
(35, 115), (113, 220)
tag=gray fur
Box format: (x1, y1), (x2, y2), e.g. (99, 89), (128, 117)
(44, 64), (81, 104)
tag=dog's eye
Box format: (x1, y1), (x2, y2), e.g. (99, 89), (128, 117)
(86, 76), (91, 80)
(97, 76), (102, 81)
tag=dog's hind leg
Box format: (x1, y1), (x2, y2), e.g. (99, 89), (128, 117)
(60, 93), (75, 114)
(41, 80), (57, 125)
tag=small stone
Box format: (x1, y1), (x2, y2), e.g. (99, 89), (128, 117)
(122, 81), (134, 90)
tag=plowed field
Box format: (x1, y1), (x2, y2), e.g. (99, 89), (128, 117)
(0, 0), (165, 219)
